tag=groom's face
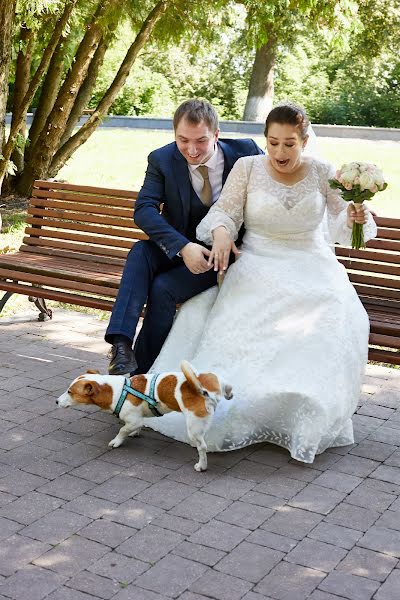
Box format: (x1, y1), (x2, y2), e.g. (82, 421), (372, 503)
(175, 117), (220, 165)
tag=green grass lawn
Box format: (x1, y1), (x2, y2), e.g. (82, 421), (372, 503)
(58, 128), (400, 216)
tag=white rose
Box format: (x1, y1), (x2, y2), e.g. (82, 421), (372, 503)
(341, 168), (359, 185)
(359, 171), (375, 191)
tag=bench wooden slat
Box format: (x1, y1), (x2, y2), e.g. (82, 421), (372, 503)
(376, 228), (400, 241)
(369, 332), (400, 349)
(23, 227), (147, 248)
(335, 247), (400, 265)
(368, 348), (400, 365)
(0, 280), (115, 310)
(355, 285), (400, 301)
(26, 217), (144, 240)
(33, 179), (137, 198)
(18, 245), (126, 266)
(30, 198), (135, 218)
(27, 207), (137, 229)
(0, 267), (119, 297)
(22, 236), (132, 258)
(349, 273), (400, 290)
(339, 258), (400, 277)
(367, 239), (400, 252)
(32, 188), (137, 208)
(375, 216), (400, 228)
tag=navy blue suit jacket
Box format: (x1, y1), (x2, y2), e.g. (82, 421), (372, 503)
(134, 138), (264, 259)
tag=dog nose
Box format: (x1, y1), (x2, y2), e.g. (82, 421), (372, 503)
(55, 399), (59, 404)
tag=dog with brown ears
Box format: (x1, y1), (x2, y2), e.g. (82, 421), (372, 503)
(56, 360), (233, 471)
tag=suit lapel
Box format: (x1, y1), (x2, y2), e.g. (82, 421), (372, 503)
(173, 145), (191, 230)
(218, 140), (236, 185)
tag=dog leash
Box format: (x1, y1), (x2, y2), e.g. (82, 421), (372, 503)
(113, 373), (162, 418)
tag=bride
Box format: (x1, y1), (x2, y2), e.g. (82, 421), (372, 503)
(145, 101), (377, 463)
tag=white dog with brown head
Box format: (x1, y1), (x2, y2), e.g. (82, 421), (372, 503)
(56, 360), (232, 471)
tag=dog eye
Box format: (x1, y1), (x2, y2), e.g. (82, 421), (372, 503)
(203, 390), (210, 398)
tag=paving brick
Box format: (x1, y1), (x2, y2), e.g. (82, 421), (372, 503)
(0, 490), (17, 508)
(103, 498), (165, 529)
(312, 470), (362, 493)
(86, 474), (150, 503)
(375, 569), (400, 599)
(363, 476), (400, 496)
(389, 496), (400, 511)
(63, 494), (119, 519)
(0, 443), (52, 468)
(369, 426), (400, 446)
(189, 519), (251, 551)
(134, 480), (197, 509)
(21, 458), (71, 479)
(309, 591), (348, 600)
(215, 500), (273, 530)
(169, 491), (231, 523)
(331, 454), (380, 477)
(246, 529), (297, 552)
(43, 587), (103, 600)
(69, 459), (123, 483)
(112, 587), (168, 600)
(135, 554), (208, 597)
(261, 505), (323, 540)
(88, 550), (149, 582)
(0, 534), (51, 576)
(33, 534), (109, 576)
(357, 525), (400, 557)
(50, 441), (107, 468)
(21, 508), (90, 544)
(357, 404), (395, 419)
(116, 524), (183, 562)
(254, 561), (325, 599)
(0, 470), (48, 496)
(300, 452), (341, 471)
(37, 474), (95, 500)
(385, 449), (400, 467)
(180, 593), (221, 600)
(152, 513), (200, 536)
(308, 522), (362, 550)
(288, 484), (346, 515)
(165, 463), (227, 488)
(65, 570), (122, 599)
(336, 546), (397, 581)
(239, 491), (287, 511)
(350, 440), (397, 462)
(241, 593), (275, 600)
(215, 540), (283, 583)
(227, 460), (276, 482)
(189, 568), (252, 600)
(318, 571), (380, 600)
(370, 465), (400, 486)
(0, 516), (22, 539)
(247, 446), (292, 468)
(201, 475), (255, 501)
(374, 510), (400, 531)
(286, 538), (347, 572)
(254, 475), (306, 499)
(0, 564), (64, 600)
(345, 481), (396, 512)
(78, 519), (136, 548)
(274, 463), (321, 482)
(122, 460), (175, 483)
(172, 540), (226, 566)
(325, 502), (380, 531)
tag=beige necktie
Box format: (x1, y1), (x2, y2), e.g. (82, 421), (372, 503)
(197, 165), (213, 207)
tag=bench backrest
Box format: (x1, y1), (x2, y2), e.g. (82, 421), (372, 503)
(22, 180), (144, 266)
(335, 216), (400, 311)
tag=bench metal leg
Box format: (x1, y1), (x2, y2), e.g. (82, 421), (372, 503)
(28, 296), (53, 321)
(0, 291), (14, 314)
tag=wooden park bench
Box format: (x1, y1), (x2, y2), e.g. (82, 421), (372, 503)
(0, 180), (399, 365)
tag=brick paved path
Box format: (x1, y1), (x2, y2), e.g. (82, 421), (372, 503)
(0, 309), (399, 600)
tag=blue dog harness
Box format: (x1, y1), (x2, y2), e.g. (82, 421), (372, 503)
(113, 374), (162, 418)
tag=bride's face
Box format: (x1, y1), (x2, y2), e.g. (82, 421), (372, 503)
(266, 122), (308, 174)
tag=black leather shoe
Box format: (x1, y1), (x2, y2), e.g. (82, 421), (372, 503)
(108, 341), (137, 375)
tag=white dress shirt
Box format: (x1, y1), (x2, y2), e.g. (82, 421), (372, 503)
(188, 145), (225, 204)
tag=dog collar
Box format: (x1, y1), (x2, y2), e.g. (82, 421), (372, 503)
(113, 373), (162, 418)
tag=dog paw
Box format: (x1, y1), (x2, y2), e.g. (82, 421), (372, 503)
(108, 437), (122, 448)
(194, 462), (207, 472)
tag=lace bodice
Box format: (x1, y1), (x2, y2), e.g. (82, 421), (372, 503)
(197, 156), (377, 246)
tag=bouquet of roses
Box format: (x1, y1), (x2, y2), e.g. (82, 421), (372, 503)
(329, 162), (387, 249)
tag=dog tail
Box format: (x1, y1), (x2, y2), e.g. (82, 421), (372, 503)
(180, 360), (204, 395)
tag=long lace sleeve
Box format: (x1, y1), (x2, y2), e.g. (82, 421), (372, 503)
(322, 162), (377, 246)
(196, 157), (251, 245)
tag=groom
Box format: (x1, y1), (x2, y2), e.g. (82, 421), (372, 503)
(105, 98), (263, 375)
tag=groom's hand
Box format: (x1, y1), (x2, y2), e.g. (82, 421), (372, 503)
(180, 242), (212, 274)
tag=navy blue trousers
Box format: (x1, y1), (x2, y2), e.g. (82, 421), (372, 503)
(105, 240), (217, 373)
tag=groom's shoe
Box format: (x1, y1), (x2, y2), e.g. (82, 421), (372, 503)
(108, 341), (137, 375)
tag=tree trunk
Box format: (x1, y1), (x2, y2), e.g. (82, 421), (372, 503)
(58, 37), (108, 150)
(0, 0), (16, 183)
(0, 0), (78, 189)
(17, 0), (122, 195)
(25, 39), (66, 164)
(11, 26), (34, 174)
(49, 0), (171, 178)
(243, 37), (276, 122)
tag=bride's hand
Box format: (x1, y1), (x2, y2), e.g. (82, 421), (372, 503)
(208, 226), (240, 273)
(347, 202), (369, 228)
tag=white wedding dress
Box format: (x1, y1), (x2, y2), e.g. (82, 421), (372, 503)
(146, 156), (377, 463)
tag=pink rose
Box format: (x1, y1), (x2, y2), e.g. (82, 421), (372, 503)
(344, 182), (353, 190)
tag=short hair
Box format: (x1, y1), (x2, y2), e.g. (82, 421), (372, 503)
(264, 101), (310, 140)
(173, 99), (219, 132)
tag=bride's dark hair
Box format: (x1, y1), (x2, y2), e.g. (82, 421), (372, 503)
(264, 101), (309, 140)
